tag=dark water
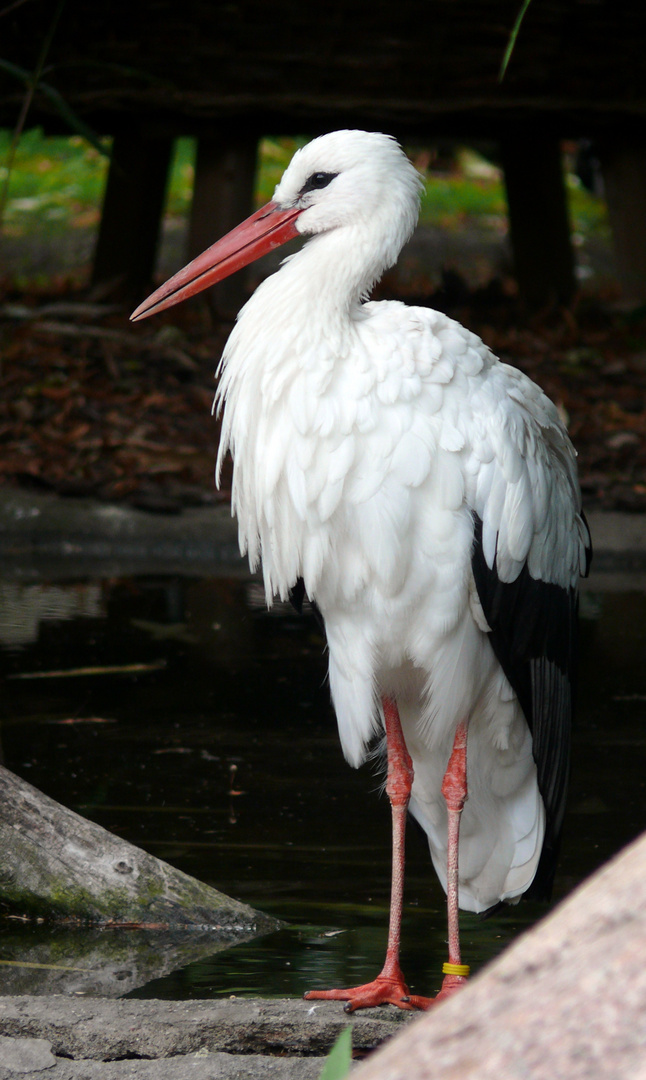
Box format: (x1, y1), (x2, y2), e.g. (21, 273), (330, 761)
(0, 572), (644, 1000)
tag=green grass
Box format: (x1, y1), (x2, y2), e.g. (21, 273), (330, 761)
(566, 172), (611, 239)
(0, 128), (109, 235)
(420, 175), (507, 230)
(0, 128), (610, 245)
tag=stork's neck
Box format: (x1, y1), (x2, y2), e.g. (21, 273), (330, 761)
(217, 214), (408, 423)
(258, 220), (398, 342)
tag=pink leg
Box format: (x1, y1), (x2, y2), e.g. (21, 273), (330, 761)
(304, 696), (431, 1011)
(304, 708), (470, 1012)
(435, 719), (470, 1000)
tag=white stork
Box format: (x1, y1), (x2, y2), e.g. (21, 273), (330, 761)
(132, 130), (591, 1012)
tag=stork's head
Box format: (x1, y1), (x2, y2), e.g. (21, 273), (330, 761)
(131, 130), (423, 322)
(274, 130), (422, 240)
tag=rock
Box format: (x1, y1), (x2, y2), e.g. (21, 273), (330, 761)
(0, 765), (279, 933)
(0, 1036), (56, 1074)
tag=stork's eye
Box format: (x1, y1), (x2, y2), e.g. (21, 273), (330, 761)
(300, 171), (338, 195)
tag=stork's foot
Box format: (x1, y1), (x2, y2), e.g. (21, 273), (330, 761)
(304, 972), (432, 1013)
(304, 967), (468, 1013)
(434, 970), (469, 1001)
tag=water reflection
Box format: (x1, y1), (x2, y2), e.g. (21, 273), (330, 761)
(0, 572), (644, 999)
(0, 581), (104, 647)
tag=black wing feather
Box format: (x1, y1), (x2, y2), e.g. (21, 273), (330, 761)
(470, 513), (584, 900)
(288, 577), (325, 633)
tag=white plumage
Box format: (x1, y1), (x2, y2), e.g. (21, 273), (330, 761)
(132, 129), (591, 1006)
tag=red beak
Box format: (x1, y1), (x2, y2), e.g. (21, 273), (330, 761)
(130, 201), (302, 322)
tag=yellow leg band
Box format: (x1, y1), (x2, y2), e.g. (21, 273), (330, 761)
(442, 962), (470, 977)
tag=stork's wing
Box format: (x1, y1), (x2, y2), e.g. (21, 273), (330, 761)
(471, 511), (589, 899)
(464, 360), (592, 900)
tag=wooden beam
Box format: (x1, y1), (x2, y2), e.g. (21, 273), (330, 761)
(600, 140), (646, 303)
(501, 136), (576, 307)
(187, 134), (259, 317)
(92, 131), (173, 303)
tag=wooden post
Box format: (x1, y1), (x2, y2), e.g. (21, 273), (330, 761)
(92, 130), (174, 303)
(501, 136), (576, 307)
(599, 140), (646, 303)
(188, 134), (259, 317)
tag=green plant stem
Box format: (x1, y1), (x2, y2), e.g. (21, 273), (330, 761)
(499, 0), (533, 81)
(317, 1027), (352, 1080)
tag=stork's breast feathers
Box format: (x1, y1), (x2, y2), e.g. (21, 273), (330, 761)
(218, 301), (588, 603)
